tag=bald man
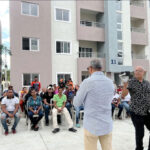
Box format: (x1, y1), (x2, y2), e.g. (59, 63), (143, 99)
(122, 66), (150, 150)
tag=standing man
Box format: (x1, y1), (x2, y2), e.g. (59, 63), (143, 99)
(122, 66), (150, 150)
(73, 59), (114, 150)
(65, 84), (75, 118)
(31, 76), (41, 92)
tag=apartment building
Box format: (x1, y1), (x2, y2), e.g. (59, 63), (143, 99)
(0, 21), (2, 85)
(10, 0), (150, 91)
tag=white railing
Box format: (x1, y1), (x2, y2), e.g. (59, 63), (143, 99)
(79, 52), (105, 58)
(132, 55), (147, 59)
(130, 0), (144, 7)
(131, 27), (145, 33)
(80, 20), (105, 28)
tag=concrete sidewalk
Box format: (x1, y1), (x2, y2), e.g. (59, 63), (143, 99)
(0, 118), (149, 150)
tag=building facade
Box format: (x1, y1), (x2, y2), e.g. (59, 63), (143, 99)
(10, 0), (150, 91)
(0, 21), (2, 88)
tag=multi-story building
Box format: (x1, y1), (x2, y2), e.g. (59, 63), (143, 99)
(10, 0), (150, 91)
(0, 21), (2, 87)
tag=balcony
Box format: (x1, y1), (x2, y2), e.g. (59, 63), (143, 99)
(131, 27), (145, 33)
(77, 0), (104, 13)
(130, 1), (146, 19)
(77, 8), (105, 42)
(131, 29), (148, 45)
(133, 59), (149, 71)
(80, 20), (105, 28)
(78, 20), (105, 42)
(130, 0), (144, 7)
(79, 51), (105, 58)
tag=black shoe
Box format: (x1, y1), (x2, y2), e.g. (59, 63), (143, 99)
(34, 127), (39, 131)
(52, 128), (60, 134)
(118, 116), (122, 120)
(68, 128), (77, 132)
(45, 120), (49, 126)
(46, 122), (49, 126)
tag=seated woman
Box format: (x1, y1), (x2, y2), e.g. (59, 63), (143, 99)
(28, 88), (43, 131)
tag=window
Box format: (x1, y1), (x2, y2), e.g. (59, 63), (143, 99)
(57, 73), (71, 84)
(22, 37), (39, 51)
(117, 24), (122, 30)
(79, 47), (92, 58)
(117, 31), (122, 40)
(116, 0), (122, 11)
(118, 59), (123, 65)
(118, 42), (123, 51)
(56, 8), (70, 22)
(82, 71), (89, 81)
(56, 41), (71, 54)
(117, 13), (122, 23)
(22, 2), (39, 16)
(23, 73), (39, 86)
(23, 38), (29, 50)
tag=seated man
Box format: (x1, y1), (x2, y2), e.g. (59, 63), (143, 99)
(1, 89), (20, 135)
(43, 86), (54, 126)
(112, 92), (123, 119)
(74, 105), (84, 128)
(121, 92), (131, 117)
(28, 88), (43, 131)
(52, 87), (77, 133)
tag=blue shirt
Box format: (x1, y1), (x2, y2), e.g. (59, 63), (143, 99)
(28, 96), (42, 110)
(73, 72), (114, 136)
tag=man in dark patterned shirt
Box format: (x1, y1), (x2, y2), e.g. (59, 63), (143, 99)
(122, 66), (150, 150)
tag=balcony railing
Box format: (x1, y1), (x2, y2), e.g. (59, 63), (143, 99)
(131, 27), (145, 33)
(132, 55), (147, 59)
(80, 20), (105, 28)
(130, 0), (144, 7)
(79, 52), (105, 58)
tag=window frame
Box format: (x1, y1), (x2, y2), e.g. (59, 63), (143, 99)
(55, 40), (72, 55)
(79, 47), (93, 58)
(55, 7), (71, 23)
(22, 37), (40, 51)
(22, 73), (40, 87)
(21, 1), (39, 17)
(56, 72), (73, 85)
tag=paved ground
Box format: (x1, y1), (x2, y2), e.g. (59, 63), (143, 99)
(0, 117), (149, 150)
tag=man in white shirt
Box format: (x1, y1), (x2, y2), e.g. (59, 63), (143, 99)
(112, 92), (123, 119)
(1, 89), (20, 135)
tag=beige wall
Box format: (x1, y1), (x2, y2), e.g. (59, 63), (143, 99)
(10, 0), (52, 92)
(131, 3), (148, 45)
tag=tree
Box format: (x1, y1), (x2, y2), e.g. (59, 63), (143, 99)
(0, 44), (11, 84)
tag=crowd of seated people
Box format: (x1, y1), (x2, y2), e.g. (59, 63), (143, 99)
(0, 77), (83, 135)
(0, 78), (131, 136)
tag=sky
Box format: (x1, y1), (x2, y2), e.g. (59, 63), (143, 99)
(0, 1), (10, 69)
(0, 1), (9, 47)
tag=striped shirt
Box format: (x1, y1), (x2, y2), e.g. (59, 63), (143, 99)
(73, 71), (114, 136)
